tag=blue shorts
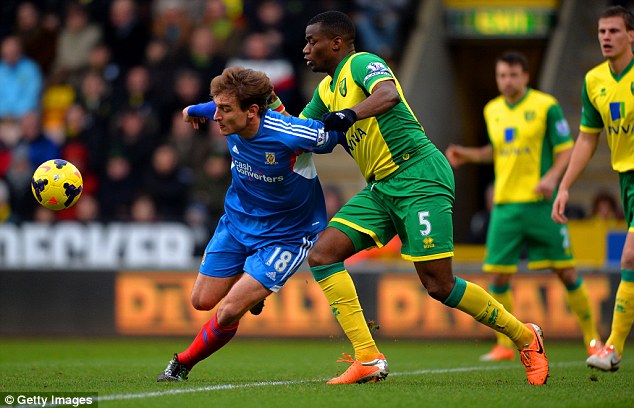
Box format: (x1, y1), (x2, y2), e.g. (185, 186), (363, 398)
(200, 216), (316, 292)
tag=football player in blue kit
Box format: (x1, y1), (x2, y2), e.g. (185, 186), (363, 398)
(157, 66), (340, 381)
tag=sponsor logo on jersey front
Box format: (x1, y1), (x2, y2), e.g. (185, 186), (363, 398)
(346, 127), (367, 151)
(504, 127), (516, 143)
(234, 159), (284, 182)
(610, 102), (625, 121)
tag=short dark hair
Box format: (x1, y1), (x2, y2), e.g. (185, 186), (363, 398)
(210, 66), (272, 114)
(496, 51), (529, 72)
(307, 11), (355, 42)
(600, 5), (634, 30)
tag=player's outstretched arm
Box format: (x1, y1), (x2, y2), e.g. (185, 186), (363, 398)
(321, 81), (399, 132)
(183, 101), (217, 129)
(445, 144), (493, 168)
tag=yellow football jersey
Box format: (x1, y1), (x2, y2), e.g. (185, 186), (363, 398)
(484, 88), (573, 204)
(581, 59), (634, 172)
(300, 52), (436, 182)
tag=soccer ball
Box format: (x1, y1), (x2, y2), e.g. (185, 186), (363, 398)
(31, 159), (83, 210)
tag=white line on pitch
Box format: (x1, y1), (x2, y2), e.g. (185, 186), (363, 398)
(94, 361), (582, 404)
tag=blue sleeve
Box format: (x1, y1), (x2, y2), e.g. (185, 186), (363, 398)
(286, 114), (340, 154)
(187, 101), (217, 120)
(314, 125), (348, 154)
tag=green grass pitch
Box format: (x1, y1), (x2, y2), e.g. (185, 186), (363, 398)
(1, 337), (633, 407)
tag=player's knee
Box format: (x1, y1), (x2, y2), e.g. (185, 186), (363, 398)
(416, 262), (454, 301)
(428, 286), (451, 302)
(622, 257), (634, 271)
(491, 273), (511, 287)
(555, 267), (577, 286)
(423, 278), (452, 302)
(621, 245), (634, 270)
(307, 248), (327, 267)
(191, 294), (214, 311)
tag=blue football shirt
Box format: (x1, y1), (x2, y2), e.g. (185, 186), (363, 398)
(223, 110), (338, 245)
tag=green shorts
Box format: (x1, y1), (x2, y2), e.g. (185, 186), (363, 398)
(484, 201), (575, 273)
(329, 150), (455, 261)
(619, 171), (634, 231)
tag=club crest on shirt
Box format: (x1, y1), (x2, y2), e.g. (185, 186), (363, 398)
(265, 152), (277, 165)
(524, 110), (535, 121)
(338, 78), (347, 97)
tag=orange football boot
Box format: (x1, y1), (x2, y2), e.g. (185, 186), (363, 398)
(327, 353), (389, 384)
(480, 344), (516, 361)
(519, 323), (549, 385)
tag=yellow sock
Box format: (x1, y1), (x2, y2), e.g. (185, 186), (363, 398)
(606, 276), (634, 356)
(316, 270), (379, 362)
(445, 277), (532, 348)
(490, 285), (516, 349)
(565, 278), (600, 347)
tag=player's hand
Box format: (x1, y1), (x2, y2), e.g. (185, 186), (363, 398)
(534, 174), (557, 200)
(322, 109), (357, 132)
(551, 189), (569, 224)
(445, 144), (467, 168)
(182, 106), (207, 130)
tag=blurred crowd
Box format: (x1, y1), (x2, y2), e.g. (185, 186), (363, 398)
(0, 0), (417, 233)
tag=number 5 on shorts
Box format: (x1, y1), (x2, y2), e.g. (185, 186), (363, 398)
(419, 210), (431, 236)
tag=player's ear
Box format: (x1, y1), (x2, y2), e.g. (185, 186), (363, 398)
(332, 35), (343, 51)
(247, 104), (259, 118)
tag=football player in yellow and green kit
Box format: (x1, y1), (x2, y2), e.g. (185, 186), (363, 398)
(553, 5), (634, 372)
(445, 51), (602, 362)
(300, 10), (548, 385)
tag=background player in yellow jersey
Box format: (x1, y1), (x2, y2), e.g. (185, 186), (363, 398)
(553, 5), (634, 372)
(300, 10), (549, 385)
(445, 51), (602, 362)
